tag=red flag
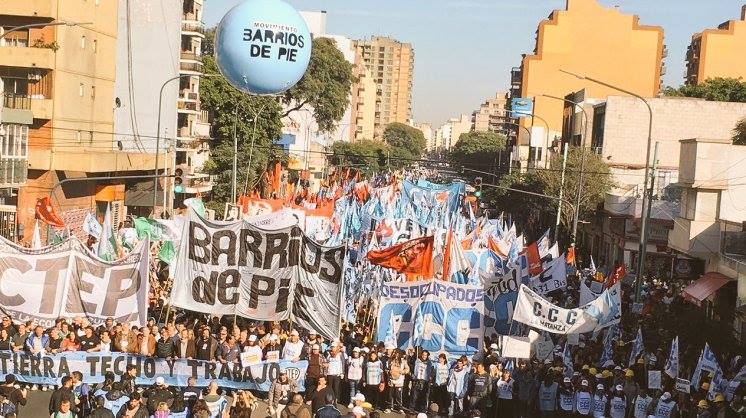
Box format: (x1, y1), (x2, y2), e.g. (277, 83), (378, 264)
(442, 229), (454, 281)
(567, 247), (576, 265)
(607, 263), (626, 288)
(487, 236), (507, 258)
(526, 242), (542, 276)
(35, 197), (65, 228)
(367, 236), (434, 280)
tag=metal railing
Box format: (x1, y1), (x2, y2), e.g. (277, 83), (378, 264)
(180, 51), (202, 61)
(180, 62), (203, 73)
(2, 94), (31, 110)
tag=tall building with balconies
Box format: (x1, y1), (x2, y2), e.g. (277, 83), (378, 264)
(686, 5), (746, 85)
(175, 0), (212, 206)
(513, 0), (664, 167)
(472, 92), (511, 135)
(355, 37), (414, 139)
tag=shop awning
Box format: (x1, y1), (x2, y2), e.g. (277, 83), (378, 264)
(682, 272), (734, 306)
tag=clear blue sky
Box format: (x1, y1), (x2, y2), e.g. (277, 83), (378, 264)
(204, 0), (743, 127)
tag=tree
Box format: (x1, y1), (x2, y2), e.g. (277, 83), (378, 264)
(535, 147), (615, 230)
(663, 77), (746, 103)
(734, 118), (746, 145)
(281, 37), (354, 133)
(449, 131), (507, 170)
(329, 140), (390, 174)
(383, 123), (426, 157)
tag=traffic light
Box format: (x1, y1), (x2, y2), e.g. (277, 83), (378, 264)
(174, 168), (184, 193)
(474, 176), (483, 198)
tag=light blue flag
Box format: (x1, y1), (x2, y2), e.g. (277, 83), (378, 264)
(664, 336), (679, 378)
(708, 364), (724, 401)
(692, 343), (719, 389)
(563, 343), (574, 378)
(599, 325), (618, 366)
(628, 328), (644, 367)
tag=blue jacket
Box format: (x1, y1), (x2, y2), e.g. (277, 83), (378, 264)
(25, 334), (50, 353)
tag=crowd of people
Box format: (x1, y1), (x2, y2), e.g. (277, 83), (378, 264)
(0, 270), (742, 418)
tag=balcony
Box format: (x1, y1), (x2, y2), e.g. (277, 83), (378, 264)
(29, 97), (52, 120)
(180, 51), (202, 62)
(178, 89), (199, 102)
(180, 61), (203, 74)
(511, 67), (522, 87)
(2, 1), (56, 19)
(669, 217), (721, 258)
(177, 101), (200, 114)
(0, 46), (55, 69)
(2, 94), (51, 120)
(181, 21), (205, 38)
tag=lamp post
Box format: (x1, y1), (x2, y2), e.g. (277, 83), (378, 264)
(538, 93), (590, 244)
(154, 73), (219, 210)
(0, 21), (92, 41)
(559, 69), (654, 302)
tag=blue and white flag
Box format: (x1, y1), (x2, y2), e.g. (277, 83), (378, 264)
(664, 336), (679, 378)
(628, 328), (644, 366)
(82, 211), (102, 239)
(691, 343), (719, 389)
(599, 325), (618, 367)
(563, 343), (574, 378)
(708, 364), (724, 401)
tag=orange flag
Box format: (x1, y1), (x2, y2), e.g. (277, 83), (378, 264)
(487, 236), (507, 258)
(367, 236), (434, 280)
(607, 263), (626, 288)
(526, 242), (542, 276)
(567, 247), (576, 265)
(442, 229), (454, 281)
(35, 197), (65, 228)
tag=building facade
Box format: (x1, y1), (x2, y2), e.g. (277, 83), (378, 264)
(577, 96), (746, 279)
(686, 5), (746, 85)
(512, 0), (664, 166)
(436, 115), (471, 151)
(355, 36), (414, 139)
(668, 138), (746, 341)
(471, 92), (510, 135)
(413, 122), (433, 151)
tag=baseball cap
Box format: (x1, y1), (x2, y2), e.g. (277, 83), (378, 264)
(308, 330), (317, 335)
(698, 400), (709, 408)
(353, 347), (361, 352)
(354, 393), (365, 402)
(248, 335), (257, 342)
(490, 343), (498, 350)
(155, 376), (165, 386)
(581, 380), (589, 386)
(615, 384), (623, 391)
(596, 383), (604, 390)
(661, 392), (671, 400)
(563, 377), (571, 383)
(290, 330), (299, 336)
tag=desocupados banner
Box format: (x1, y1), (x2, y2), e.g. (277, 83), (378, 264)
(376, 280), (484, 357)
(170, 209), (345, 340)
(0, 237), (149, 328)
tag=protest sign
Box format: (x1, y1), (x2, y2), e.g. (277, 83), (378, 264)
(170, 209), (345, 340)
(377, 280), (484, 356)
(512, 285), (597, 334)
(0, 237), (149, 328)
(648, 370), (662, 390)
(676, 378), (691, 393)
(0, 351), (306, 391)
(534, 340), (555, 361)
(484, 271), (519, 335)
(527, 254), (567, 295)
(501, 336), (531, 359)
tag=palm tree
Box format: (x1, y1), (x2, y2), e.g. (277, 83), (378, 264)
(734, 118), (746, 145)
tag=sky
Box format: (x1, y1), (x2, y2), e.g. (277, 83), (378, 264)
(204, 0), (743, 127)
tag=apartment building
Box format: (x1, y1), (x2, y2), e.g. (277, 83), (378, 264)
(686, 5), (746, 85)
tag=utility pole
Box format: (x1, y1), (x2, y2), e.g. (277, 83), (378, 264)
(556, 142), (569, 229)
(635, 142), (660, 301)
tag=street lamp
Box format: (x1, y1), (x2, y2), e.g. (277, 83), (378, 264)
(559, 69), (654, 302)
(538, 93), (590, 244)
(0, 21), (92, 41)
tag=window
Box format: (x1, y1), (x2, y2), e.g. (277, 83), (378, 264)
(1, 28), (29, 47)
(81, 35), (86, 49)
(79, 83), (84, 97)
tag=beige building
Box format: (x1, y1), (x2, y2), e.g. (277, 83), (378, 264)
(668, 138), (746, 340)
(472, 92), (510, 135)
(513, 0), (664, 165)
(686, 5), (746, 85)
(355, 36), (414, 139)
(436, 115), (472, 151)
(413, 122), (433, 150)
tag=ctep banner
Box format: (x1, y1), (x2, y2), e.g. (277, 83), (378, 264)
(0, 237), (149, 328)
(170, 209), (345, 341)
(0, 351), (306, 391)
(377, 280), (484, 357)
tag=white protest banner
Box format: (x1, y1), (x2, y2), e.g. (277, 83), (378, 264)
(676, 378), (691, 393)
(0, 237), (149, 328)
(580, 279), (603, 305)
(0, 351), (307, 391)
(512, 284), (597, 334)
(170, 209), (345, 340)
(648, 370), (662, 390)
(377, 280), (484, 357)
(501, 336), (531, 359)
(528, 254), (567, 295)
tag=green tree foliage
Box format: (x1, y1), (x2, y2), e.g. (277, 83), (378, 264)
(200, 29), (354, 209)
(663, 77), (746, 102)
(329, 140), (390, 174)
(734, 118), (746, 145)
(449, 131), (507, 170)
(383, 122), (427, 157)
(281, 37), (354, 133)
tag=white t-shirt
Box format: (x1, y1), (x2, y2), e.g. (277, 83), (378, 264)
(347, 357), (364, 380)
(282, 341), (304, 360)
(497, 378), (514, 400)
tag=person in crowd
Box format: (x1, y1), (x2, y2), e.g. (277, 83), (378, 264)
(120, 365), (138, 396)
(385, 350), (408, 414)
(431, 353), (450, 414)
(0, 375), (26, 416)
(103, 382), (129, 416)
(174, 328), (195, 359)
(633, 386), (653, 418)
(282, 330), (306, 362)
(79, 327), (99, 352)
(310, 376), (331, 413)
(26, 325), (51, 355)
(71, 371), (91, 416)
(363, 350), (384, 411)
(49, 376), (78, 416)
(269, 370), (298, 418)
(575, 380), (593, 417)
(346, 347), (364, 408)
(538, 372), (558, 417)
(410, 349), (433, 413)
(52, 399), (76, 418)
(650, 391), (678, 418)
(496, 368), (515, 417)
(0, 329), (12, 351)
(11, 322), (29, 353)
(143, 377), (174, 415)
(467, 362), (492, 417)
(137, 327), (155, 356)
(154, 328), (174, 358)
(557, 377), (575, 417)
(195, 327), (218, 361)
(281, 394), (312, 418)
(315, 392), (341, 418)
(88, 396), (115, 418)
(326, 342), (346, 404)
(515, 362), (536, 417)
(447, 357), (469, 417)
(592, 383), (608, 418)
(608, 384), (627, 418)
(61, 332), (80, 352)
(306, 344), (324, 402)
(115, 391), (148, 418)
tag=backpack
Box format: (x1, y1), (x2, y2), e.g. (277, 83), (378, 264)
(0, 395), (16, 416)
